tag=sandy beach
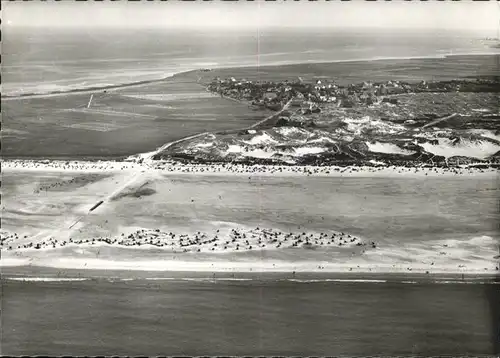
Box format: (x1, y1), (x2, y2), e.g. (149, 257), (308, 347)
(3, 158), (498, 177)
(2, 159), (498, 275)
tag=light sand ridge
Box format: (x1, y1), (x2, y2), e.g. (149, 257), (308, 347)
(2, 159), (498, 178)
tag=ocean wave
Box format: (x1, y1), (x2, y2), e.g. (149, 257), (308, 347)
(4, 276), (498, 285)
(431, 280), (500, 285)
(288, 279), (387, 283)
(287, 279), (500, 285)
(143, 277), (178, 281)
(142, 277), (252, 282)
(5, 277), (90, 282)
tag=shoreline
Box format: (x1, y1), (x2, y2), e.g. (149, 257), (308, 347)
(2, 159), (498, 177)
(3, 265), (498, 281)
(3, 52), (499, 100)
(1, 258), (498, 276)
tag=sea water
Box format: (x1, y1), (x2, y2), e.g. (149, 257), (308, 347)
(3, 27), (497, 96)
(1, 275), (498, 356)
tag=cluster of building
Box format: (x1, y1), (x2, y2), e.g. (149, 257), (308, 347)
(207, 77), (297, 111)
(207, 77), (414, 110)
(207, 77), (499, 111)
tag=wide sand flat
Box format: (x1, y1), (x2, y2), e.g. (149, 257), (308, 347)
(2, 161), (498, 274)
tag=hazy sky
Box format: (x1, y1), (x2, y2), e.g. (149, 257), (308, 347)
(3, 1), (499, 33)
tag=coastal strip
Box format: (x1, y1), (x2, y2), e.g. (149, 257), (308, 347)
(2, 159), (498, 177)
(1, 72), (194, 100)
(1, 256), (498, 275)
(4, 52), (499, 100)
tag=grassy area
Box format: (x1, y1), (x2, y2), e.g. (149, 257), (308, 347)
(306, 92), (499, 127)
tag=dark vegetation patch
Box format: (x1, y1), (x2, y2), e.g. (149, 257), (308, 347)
(110, 185), (157, 201)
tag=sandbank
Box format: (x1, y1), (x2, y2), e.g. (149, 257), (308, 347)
(2, 159), (498, 178)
